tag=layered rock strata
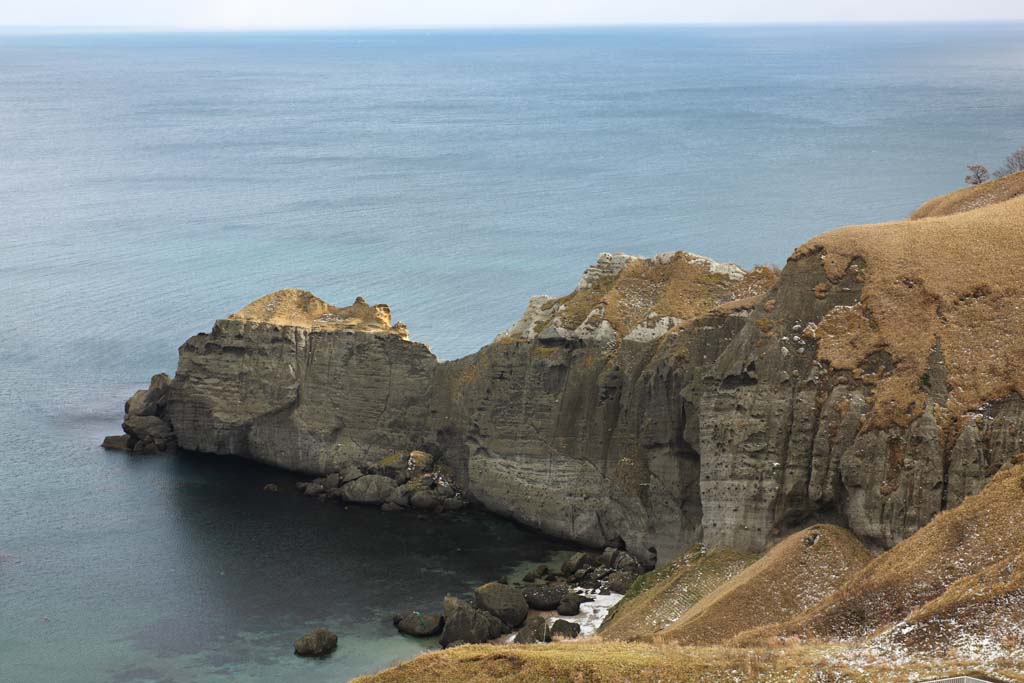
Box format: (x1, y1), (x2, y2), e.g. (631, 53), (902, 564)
(107, 187), (1024, 562)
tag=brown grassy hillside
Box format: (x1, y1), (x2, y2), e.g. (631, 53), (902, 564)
(911, 170), (1024, 218)
(599, 546), (754, 641)
(657, 526), (871, 646)
(796, 192), (1024, 429)
(736, 461), (1024, 646)
(352, 640), (1021, 683)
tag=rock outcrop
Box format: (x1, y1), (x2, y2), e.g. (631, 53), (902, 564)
(164, 289), (435, 472)
(109, 185), (1024, 563)
(103, 373), (175, 453)
(439, 596), (505, 647)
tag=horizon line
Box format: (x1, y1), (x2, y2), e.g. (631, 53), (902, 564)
(2, 19), (1023, 34)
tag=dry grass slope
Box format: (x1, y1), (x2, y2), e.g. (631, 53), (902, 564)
(543, 254), (777, 335)
(737, 462), (1024, 645)
(229, 288), (406, 335)
(350, 640), (1019, 683)
(599, 546), (755, 641)
(795, 192), (1024, 429)
(657, 526), (871, 646)
(911, 170), (1024, 218)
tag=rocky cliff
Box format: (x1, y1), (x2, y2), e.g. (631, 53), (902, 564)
(107, 178), (1024, 563)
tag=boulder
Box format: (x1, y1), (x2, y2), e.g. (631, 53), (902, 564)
(441, 497), (467, 512)
(561, 552), (597, 576)
(523, 565), (549, 582)
(393, 612), (444, 637)
(549, 619), (581, 640)
(434, 481), (456, 499)
(340, 474), (397, 504)
(124, 373), (171, 417)
(263, 483), (279, 492)
(556, 592), (583, 616)
(407, 450), (434, 474)
(101, 434), (132, 451)
(439, 596), (505, 647)
(323, 473), (340, 490)
(513, 615), (550, 644)
(293, 627), (337, 656)
(600, 547), (621, 568)
(606, 571), (635, 594)
(123, 415), (174, 452)
(386, 487), (411, 507)
(522, 584), (568, 611)
(474, 581), (529, 628)
(304, 483), (326, 497)
(409, 489), (440, 511)
(613, 553), (643, 576)
(340, 465), (364, 483)
(381, 502), (402, 512)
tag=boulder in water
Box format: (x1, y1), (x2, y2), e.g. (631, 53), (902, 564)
(293, 627), (337, 657)
(393, 611), (444, 637)
(340, 474), (396, 504)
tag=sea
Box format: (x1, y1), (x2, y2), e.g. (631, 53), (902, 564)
(1, 24), (1023, 683)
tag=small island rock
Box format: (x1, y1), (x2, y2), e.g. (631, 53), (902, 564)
(293, 627), (337, 657)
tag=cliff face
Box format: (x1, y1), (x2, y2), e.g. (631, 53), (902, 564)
(111, 185), (1024, 562)
(165, 289), (438, 472)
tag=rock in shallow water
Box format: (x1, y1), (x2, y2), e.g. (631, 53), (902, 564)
(340, 474), (396, 504)
(100, 434), (132, 451)
(293, 627), (337, 656)
(393, 612), (444, 637)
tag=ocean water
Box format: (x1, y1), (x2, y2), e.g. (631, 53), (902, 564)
(1, 25), (1023, 683)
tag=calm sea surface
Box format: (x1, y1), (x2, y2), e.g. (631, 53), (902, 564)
(1, 25), (1023, 682)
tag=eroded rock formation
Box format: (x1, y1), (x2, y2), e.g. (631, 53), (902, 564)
(106, 184), (1024, 563)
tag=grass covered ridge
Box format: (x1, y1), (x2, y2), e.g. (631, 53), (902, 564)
(598, 546), (754, 641)
(910, 170), (1024, 219)
(795, 190), (1024, 429)
(658, 525), (871, 646)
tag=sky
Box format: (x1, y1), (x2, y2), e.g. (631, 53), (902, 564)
(2, 0), (1023, 30)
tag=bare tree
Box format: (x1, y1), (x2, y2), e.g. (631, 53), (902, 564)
(995, 146), (1024, 177)
(965, 164), (990, 185)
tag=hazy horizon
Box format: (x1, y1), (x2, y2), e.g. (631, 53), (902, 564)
(4, 20), (1024, 33)
(2, 0), (1023, 31)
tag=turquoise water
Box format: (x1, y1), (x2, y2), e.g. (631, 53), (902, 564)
(1, 25), (1023, 683)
